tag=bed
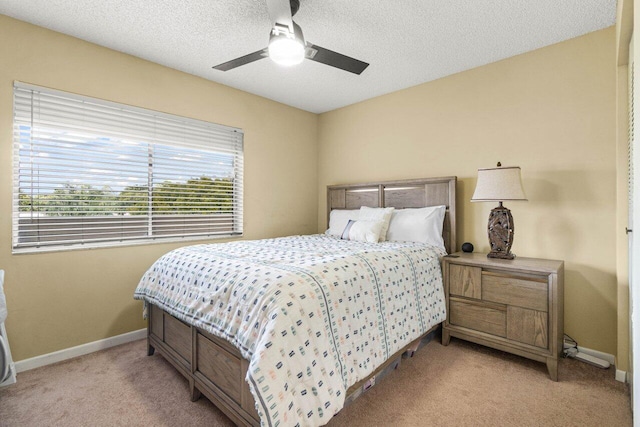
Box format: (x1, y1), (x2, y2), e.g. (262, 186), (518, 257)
(134, 176), (457, 426)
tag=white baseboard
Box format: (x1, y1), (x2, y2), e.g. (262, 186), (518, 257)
(574, 345), (627, 383)
(577, 345), (616, 365)
(12, 331), (630, 384)
(15, 329), (146, 373)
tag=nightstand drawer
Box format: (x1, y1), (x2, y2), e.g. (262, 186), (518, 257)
(507, 306), (548, 348)
(449, 264), (482, 299)
(482, 271), (548, 312)
(450, 299), (506, 337)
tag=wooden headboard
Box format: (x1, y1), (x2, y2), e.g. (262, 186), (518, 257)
(327, 177), (457, 253)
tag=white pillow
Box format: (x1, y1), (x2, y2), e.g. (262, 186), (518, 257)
(386, 206), (446, 249)
(359, 206), (395, 242)
(341, 219), (385, 243)
(326, 209), (360, 236)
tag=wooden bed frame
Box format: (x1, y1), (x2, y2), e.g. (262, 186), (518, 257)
(146, 176), (457, 426)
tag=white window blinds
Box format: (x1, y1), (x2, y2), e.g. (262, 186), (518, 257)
(12, 82), (244, 253)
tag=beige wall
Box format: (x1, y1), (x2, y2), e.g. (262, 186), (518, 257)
(0, 15), (622, 362)
(318, 28), (618, 354)
(0, 15), (318, 361)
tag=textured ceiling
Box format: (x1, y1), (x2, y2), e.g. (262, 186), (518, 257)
(0, 0), (616, 113)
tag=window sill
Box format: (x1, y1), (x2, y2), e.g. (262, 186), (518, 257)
(12, 232), (244, 255)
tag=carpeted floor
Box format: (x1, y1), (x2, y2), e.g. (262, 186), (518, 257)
(0, 337), (631, 426)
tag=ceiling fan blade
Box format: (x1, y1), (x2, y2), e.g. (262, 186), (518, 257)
(213, 48), (268, 71)
(266, 0), (294, 32)
(305, 43), (369, 75)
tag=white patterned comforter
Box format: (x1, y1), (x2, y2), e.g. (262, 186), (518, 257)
(134, 234), (446, 427)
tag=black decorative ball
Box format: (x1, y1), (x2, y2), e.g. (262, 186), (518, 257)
(461, 242), (474, 253)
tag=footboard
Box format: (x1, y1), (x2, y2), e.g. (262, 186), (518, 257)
(148, 304), (259, 425)
(147, 303), (438, 426)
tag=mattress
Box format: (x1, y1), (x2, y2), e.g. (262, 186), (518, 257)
(134, 234), (446, 426)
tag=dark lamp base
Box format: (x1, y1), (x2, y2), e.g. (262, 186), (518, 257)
(487, 203), (515, 260)
(487, 250), (515, 260)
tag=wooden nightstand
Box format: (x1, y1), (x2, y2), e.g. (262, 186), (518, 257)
(442, 252), (564, 381)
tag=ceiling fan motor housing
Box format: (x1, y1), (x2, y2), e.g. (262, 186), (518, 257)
(270, 21), (305, 45)
(290, 0), (300, 16)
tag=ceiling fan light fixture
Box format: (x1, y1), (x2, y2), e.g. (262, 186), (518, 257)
(268, 23), (305, 66)
(213, 1), (369, 75)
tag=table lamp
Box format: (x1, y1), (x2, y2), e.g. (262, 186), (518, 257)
(471, 162), (527, 259)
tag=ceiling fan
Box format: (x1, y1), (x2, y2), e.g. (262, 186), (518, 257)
(212, 0), (369, 75)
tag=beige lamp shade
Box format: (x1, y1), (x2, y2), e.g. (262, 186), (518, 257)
(471, 166), (527, 202)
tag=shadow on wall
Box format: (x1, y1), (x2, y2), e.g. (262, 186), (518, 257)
(457, 169), (613, 252)
(107, 299), (147, 340)
(564, 266), (617, 353)
(512, 169), (613, 258)
(525, 171), (611, 205)
(527, 177), (562, 203)
(455, 178), (471, 252)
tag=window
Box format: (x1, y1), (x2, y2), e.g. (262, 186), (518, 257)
(12, 82), (243, 253)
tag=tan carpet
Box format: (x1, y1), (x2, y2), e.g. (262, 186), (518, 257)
(0, 337), (631, 427)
